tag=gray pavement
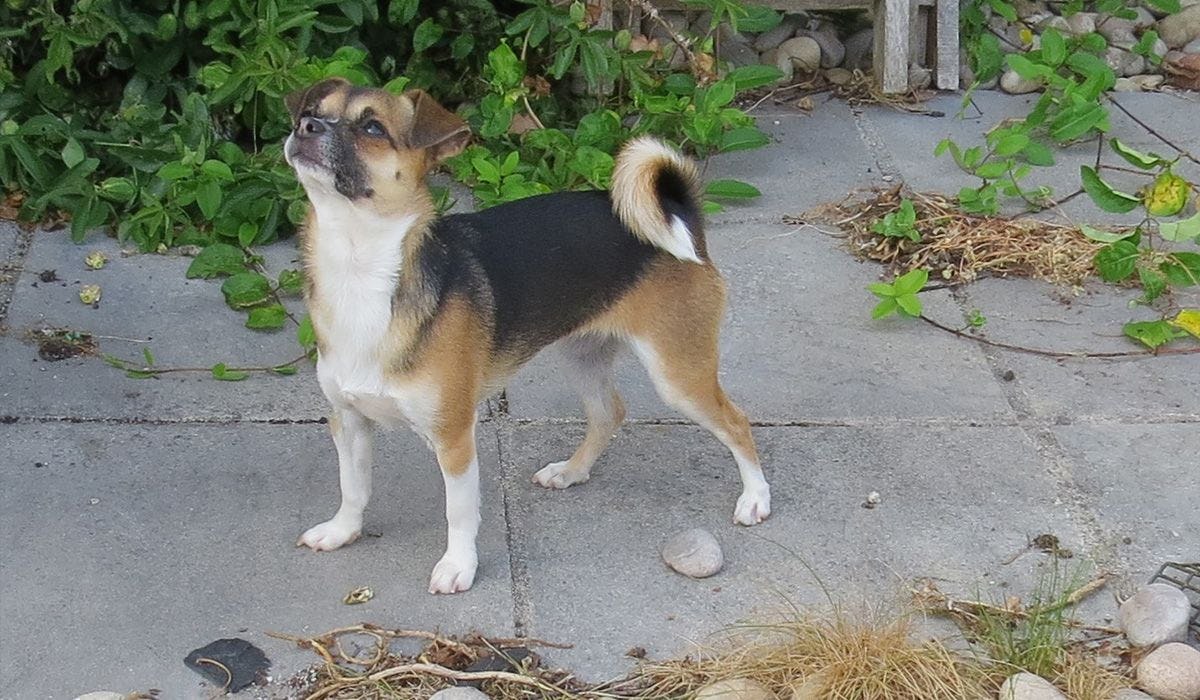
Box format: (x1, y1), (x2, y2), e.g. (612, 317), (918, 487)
(2, 91), (1198, 698)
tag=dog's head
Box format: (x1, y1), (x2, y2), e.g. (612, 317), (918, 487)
(283, 78), (470, 207)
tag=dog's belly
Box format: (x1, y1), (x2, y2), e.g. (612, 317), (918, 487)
(317, 357), (439, 434)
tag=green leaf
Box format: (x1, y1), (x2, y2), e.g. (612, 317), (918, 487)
(1041, 29), (1066, 66)
(1123, 320), (1180, 349)
(1159, 212), (1200, 243)
(220, 272), (272, 308)
(297, 315), (317, 348)
(1093, 240), (1140, 282)
(726, 65), (784, 90)
(736, 4), (782, 32)
(277, 268), (305, 295)
(705, 179), (761, 198)
(1162, 252), (1200, 286)
(975, 160), (1010, 180)
(142, 347), (155, 366)
(413, 18), (444, 52)
(1143, 0), (1180, 14)
(450, 34), (475, 61)
(270, 364), (299, 376)
(186, 243), (245, 279)
(200, 159), (234, 181)
(211, 363), (249, 381)
(196, 180), (222, 219)
(987, 0), (1018, 22)
(1022, 141), (1055, 166)
(61, 138), (85, 168)
(1138, 266), (1167, 302)
(1050, 104), (1107, 142)
(700, 80), (736, 112)
(872, 297), (899, 319)
(98, 177), (137, 203)
(246, 304), (288, 330)
(868, 282), (896, 297)
(893, 268), (929, 295)
(1109, 139), (1162, 169)
(157, 161), (192, 181)
(994, 133), (1030, 156)
(237, 221), (258, 247)
(1079, 166), (1140, 213)
(1005, 54), (1050, 80)
(896, 293), (922, 317)
(718, 127), (770, 152)
(1079, 224), (1136, 244)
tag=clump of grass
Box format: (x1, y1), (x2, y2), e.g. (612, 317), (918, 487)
(626, 609), (989, 700)
(1055, 653), (1133, 700)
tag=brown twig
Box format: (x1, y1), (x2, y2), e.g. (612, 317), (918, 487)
(622, 0), (702, 78)
(919, 314), (1200, 359)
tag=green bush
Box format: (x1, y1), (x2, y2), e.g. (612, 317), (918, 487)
(0, 0), (780, 252)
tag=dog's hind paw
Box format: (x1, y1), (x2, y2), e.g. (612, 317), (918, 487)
(734, 487), (771, 526)
(532, 460), (591, 489)
(297, 518), (361, 551)
(428, 553), (477, 594)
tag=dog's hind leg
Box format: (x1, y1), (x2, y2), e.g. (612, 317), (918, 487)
(298, 406), (375, 550)
(533, 333), (626, 489)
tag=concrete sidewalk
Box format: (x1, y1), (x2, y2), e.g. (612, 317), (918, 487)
(1, 91), (1197, 698)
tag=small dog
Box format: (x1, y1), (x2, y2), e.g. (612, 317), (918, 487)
(283, 78), (771, 594)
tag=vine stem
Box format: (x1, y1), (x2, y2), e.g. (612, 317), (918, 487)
(1108, 97), (1200, 166)
(622, 0), (703, 79)
(113, 352), (311, 376)
(918, 314), (1200, 359)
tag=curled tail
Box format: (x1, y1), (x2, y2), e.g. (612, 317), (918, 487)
(610, 137), (705, 264)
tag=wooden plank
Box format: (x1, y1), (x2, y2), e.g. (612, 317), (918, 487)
(935, 0), (960, 89)
(874, 0), (910, 93)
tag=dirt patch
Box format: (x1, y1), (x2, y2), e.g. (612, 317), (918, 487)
(26, 328), (97, 361)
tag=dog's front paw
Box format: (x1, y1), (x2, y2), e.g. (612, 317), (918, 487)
(532, 460), (591, 489)
(297, 518), (362, 551)
(734, 486), (771, 526)
(428, 552), (477, 594)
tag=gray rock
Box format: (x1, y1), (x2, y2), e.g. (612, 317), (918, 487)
(1112, 690), (1155, 700)
(1159, 5), (1200, 48)
(909, 65), (932, 89)
(778, 36), (822, 72)
(790, 674), (828, 700)
(825, 67), (854, 85)
(1120, 583), (1192, 647)
(1039, 15), (1072, 34)
(690, 10), (714, 35)
(796, 28), (845, 68)
(1136, 642), (1200, 700)
(753, 16), (802, 52)
(959, 58), (977, 88)
(1000, 69), (1042, 93)
(998, 672), (1067, 700)
(430, 688), (491, 700)
(1184, 36), (1200, 52)
(1105, 46), (1147, 76)
(843, 28), (874, 70)
(1065, 12), (1098, 36)
(1114, 74), (1166, 90)
(1098, 15), (1139, 47)
(649, 11), (688, 43)
(1015, 0), (1050, 19)
(661, 527), (724, 578)
(717, 28), (762, 68)
(695, 678), (773, 700)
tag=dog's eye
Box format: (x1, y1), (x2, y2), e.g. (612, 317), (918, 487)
(362, 120), (387, 138)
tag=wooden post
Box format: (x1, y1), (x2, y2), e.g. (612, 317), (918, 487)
(934, 0), (960, 89)
(873, 0), (910, 93)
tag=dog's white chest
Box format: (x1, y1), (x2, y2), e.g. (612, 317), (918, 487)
(308, 212), (436, 431)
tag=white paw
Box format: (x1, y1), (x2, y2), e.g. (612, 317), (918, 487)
(734, 487), (771, 526)
(532, 460), (591, 489)
(297, 518), (361, 551)
(428, 553), (477, 594)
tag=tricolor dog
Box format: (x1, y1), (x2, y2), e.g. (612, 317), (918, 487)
(283, 78), (771, 594)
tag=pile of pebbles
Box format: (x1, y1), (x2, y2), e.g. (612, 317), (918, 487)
(639, 0), (1200, 92)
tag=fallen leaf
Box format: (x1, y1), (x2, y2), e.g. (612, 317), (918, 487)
(342, 586), (373, 605)
(1170, 309), (1200, 339)
(84, 251), (108, 270)
(78, 284), (102, 305)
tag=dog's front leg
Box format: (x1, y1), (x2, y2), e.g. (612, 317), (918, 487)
(427, 425), (481, 594)
(298, 407), (374, 551)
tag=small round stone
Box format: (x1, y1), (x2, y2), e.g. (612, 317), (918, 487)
(695, 678), (773, 700)
(1000, 69), (1042, 94)
(661, 527), (724, 578)
(825, 67), (854, 85)
(778, 36), (822, 72)
(1112, 690), (1155, 700)
(998, 672), (1067, 700)
(1137, 642), (1200, 700)
(1119, 583), (1191, 647)
(430, 687), (492, 700)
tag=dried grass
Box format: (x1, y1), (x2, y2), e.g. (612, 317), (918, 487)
(1055, 654), (1133, 700)
(801, 187), (1107, 286)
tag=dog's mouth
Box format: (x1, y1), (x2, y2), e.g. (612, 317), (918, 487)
(284, 134), (331, 173)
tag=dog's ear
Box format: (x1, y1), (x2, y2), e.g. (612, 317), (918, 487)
(404, 89), (471, 164)
(284, 77), (351, 122)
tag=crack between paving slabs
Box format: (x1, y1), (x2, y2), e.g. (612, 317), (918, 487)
(945, 287), (1123, 581)
(850, 107), (902, 183)
(490, 407), (535, 639)
(0, 224), (36, 329)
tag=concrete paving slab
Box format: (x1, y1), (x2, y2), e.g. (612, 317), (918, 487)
(952, 278), (1200, 420)
(706, 102), (882, 226)
(505, 219), (1013, 423)
(1054, 423), (1200, 582)
(0, 421), (513, 698)
(0, 231), (325, 421)
(0, 220), (18, 266)
(502, 422), (1085, 681)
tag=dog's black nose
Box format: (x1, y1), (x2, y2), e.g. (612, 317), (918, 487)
(297, 116), (328, 136)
